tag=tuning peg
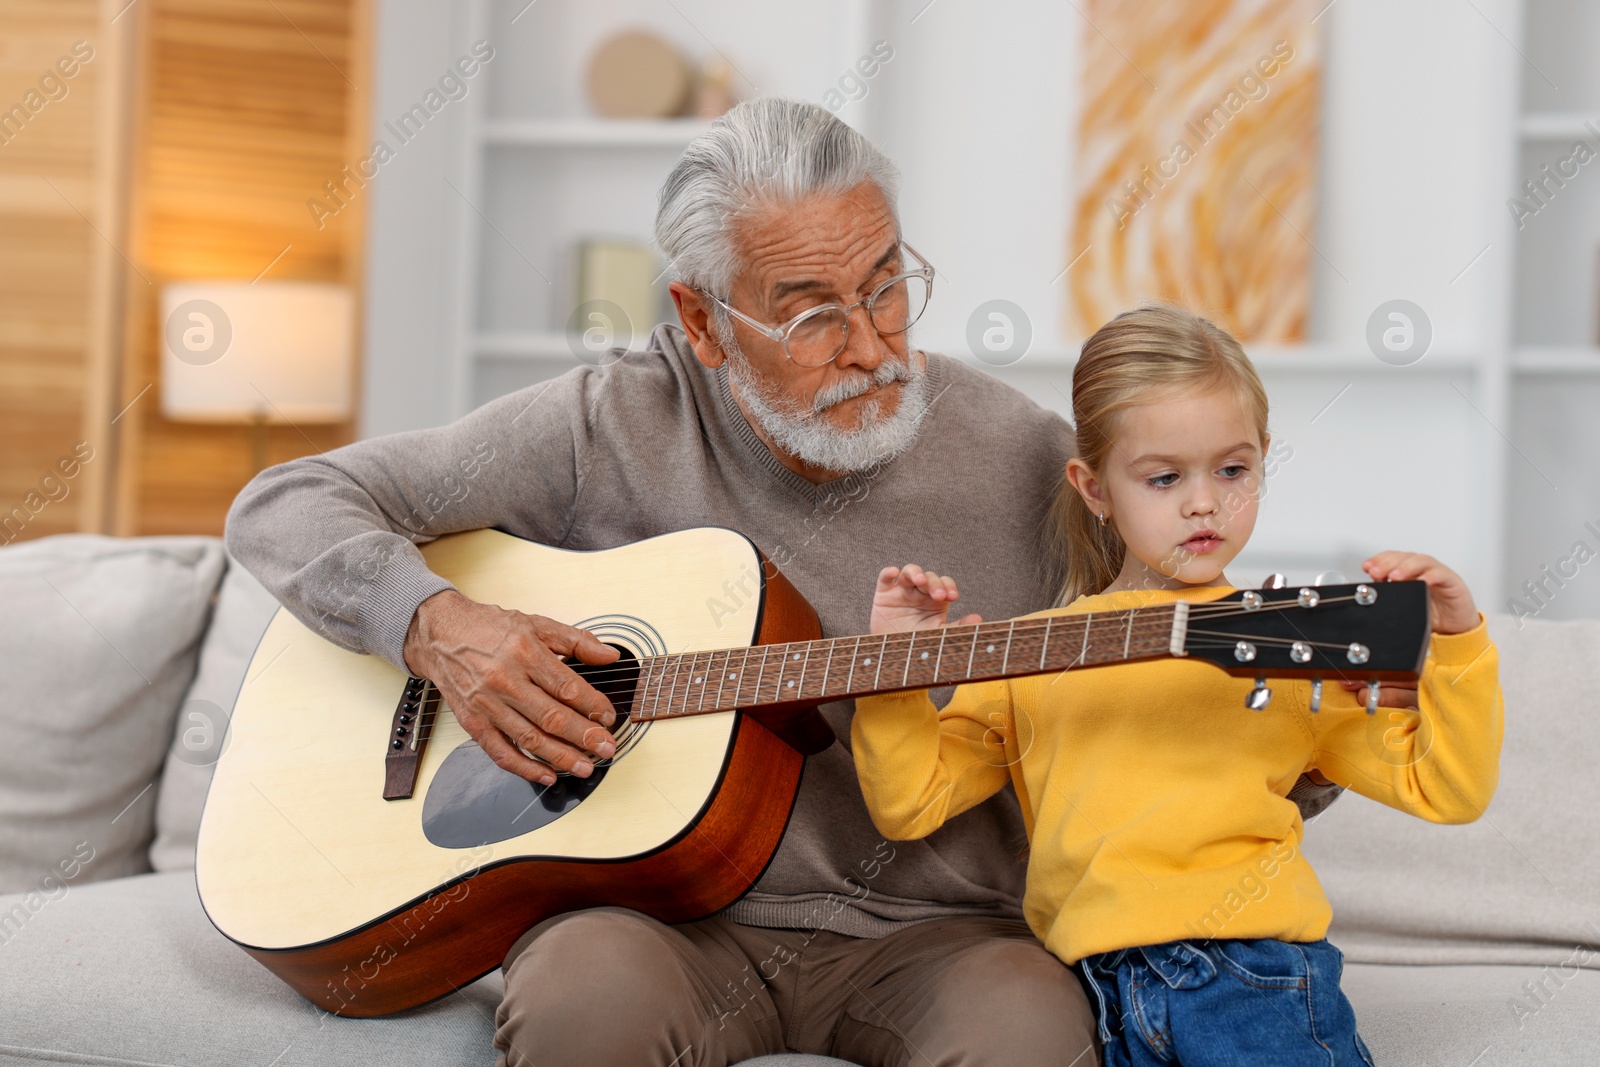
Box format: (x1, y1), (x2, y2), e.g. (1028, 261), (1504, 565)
(1245, 677), (1272, 710)
(1309, 678), (1323, 713)
(1261, 573), (1287, 590)
(1365, 679), (1380, 715)
(1314, 570), (1347, 586)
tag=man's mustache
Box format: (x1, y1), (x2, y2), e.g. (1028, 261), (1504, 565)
(812, 357), (917, 412)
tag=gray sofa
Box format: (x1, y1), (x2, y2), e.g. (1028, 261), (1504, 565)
(0, 534), (1595, 1065)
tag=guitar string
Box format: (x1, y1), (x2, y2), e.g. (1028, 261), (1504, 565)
(395, 592), (1400, 755)
(400, 620), (1360, 748)
(435, 590), (1378, 692)
(400, 599), (1394, 777)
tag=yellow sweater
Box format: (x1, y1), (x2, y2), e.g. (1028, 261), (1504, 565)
(850, 585), (1504, 965)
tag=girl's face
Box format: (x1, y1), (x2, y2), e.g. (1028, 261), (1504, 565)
(1068, 385), (1267, 591)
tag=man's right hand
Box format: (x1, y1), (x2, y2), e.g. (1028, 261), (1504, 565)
(402, 589), (620, 786)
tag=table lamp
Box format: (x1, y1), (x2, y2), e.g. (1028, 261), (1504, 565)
(160, 281), (355, 472)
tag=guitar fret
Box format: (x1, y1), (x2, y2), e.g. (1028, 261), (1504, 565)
(797, 642), (811, 699)
(735, 647), (752, 706)
(901, 630), (915, 687)
(1078, 613), (1093, 666)
(1123, 610), (1134, 661)
(779, 645), (793, 700)
(702, 649), (717, 712)
(965, 625), (979, 679)
(1000, 619), (1016, 673)
(845, 635), (862, 695)
(665, 651), (685, 718)
(678, 650), (693, 713)
(1038, 617), (1050, 670)
(820, 640), (835, 700)
(753, 645), (769, 707)
(681, 651), (696, 713)
(685, 651), (702, 713)
(932, 627), (948, 685)
(700, 650), (717, 711)
(688, 650), (706, 712)
(714, 648), (731, 710)
(872, 634), (887, 690)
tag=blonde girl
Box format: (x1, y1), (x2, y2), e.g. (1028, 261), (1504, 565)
(851, 304), (1503, 1067)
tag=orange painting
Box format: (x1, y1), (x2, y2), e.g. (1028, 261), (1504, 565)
(1068, 0), (1321, 342)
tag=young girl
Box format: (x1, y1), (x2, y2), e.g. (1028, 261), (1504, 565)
(850, 304), (1504, 1067)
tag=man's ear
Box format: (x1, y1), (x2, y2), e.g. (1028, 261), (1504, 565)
(669, 282), (726, 369)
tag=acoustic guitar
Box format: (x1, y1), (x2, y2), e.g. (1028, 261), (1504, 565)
(196, 526), (1429, 1016)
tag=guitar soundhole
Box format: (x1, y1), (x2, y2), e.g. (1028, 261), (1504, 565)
(421, 646), (639, 849)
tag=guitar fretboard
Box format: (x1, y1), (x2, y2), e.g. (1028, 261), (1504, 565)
(630, 604), (1187, 721)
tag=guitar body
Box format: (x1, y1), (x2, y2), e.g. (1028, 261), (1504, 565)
(196, 526), (828, 1017)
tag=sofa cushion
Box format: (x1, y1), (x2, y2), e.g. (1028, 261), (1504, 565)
(2, 871), (1590, 1067)
(1343, 960), (1600, 1066)
(0, 871), (858, 1066)
(0, 535), (225, 895)
(1303, 613), (1600, 969)
(151, 551), (281, 871)
(0, 870), (502, 1065)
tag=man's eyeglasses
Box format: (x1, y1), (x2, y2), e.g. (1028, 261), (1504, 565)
(697, 242), (935, 368)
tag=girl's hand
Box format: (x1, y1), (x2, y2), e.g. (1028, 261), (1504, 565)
(1360, 550), (1480, 635)
(1335, 552), (1479, 707)
(870, 564), (985, 634)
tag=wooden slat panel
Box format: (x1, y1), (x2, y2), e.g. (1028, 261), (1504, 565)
(0, 0), (106, 544)
(116, 0), (369, 536)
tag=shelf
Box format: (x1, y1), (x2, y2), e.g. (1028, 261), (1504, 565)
(477, 331), (574, 358)
(476, 331), (658, 358)
(1245, 344), (1479, 371)
(1519, 112), (1600, 140)
(1018, 342), (1479, 372)
(475, 335), (1487, 371)
(482, 118), (715, 148)
(1513, 345), (1600, 374)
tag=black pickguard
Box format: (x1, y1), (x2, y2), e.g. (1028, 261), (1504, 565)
(420, 645), (640, 849)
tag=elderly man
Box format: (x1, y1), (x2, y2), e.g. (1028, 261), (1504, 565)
(226, 97), (1340, 1066)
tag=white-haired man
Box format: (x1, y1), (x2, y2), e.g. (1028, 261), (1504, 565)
(226, 97), (1343, 1066)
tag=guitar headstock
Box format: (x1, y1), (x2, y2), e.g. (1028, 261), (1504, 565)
(1181, 579), (1431, 683)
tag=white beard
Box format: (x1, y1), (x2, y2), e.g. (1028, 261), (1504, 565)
(723, 339), (932, 474)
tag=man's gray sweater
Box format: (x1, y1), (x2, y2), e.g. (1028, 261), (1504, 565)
(224, 324), (1335, 938)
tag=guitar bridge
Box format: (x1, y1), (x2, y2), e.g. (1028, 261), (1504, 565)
(383, 676), (442, 800)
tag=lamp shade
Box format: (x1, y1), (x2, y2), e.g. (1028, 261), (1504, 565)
(160, 281), (355, 423)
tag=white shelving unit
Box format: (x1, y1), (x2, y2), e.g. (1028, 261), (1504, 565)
(482, 117), (716, 147)
(1499, 0), (1600, 620)
(442, 0), (876, 415)
(1518, 111), (1598, 140)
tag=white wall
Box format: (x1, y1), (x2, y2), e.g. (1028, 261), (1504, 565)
(859, 0), (1522, 599)
(364, 0), (1600, 616)
(363, 0), (478, 437)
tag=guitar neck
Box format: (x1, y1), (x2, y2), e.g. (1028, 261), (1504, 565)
(630, 603), (1189, 722)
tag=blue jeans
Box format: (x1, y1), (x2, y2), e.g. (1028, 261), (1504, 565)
(1078, 937), (1377, 1066)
